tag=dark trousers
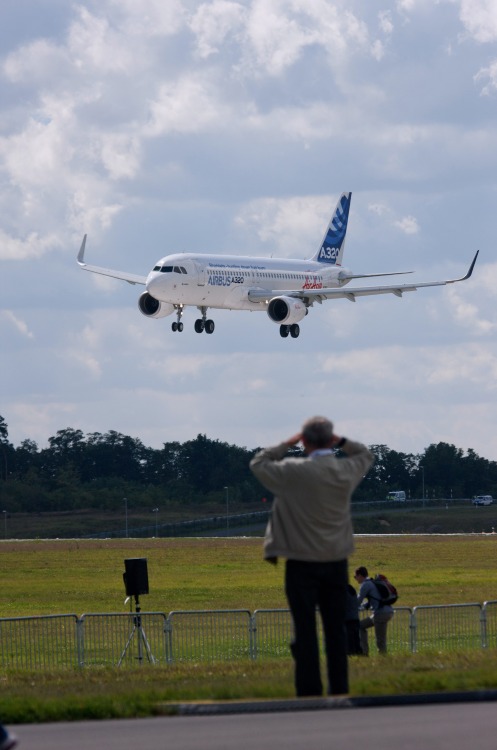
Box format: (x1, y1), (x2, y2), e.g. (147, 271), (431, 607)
(285, 558), (349, 697)
(346, 619), (362, 655)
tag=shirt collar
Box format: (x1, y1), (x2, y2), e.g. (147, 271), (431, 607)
(308, 448), (334, 460)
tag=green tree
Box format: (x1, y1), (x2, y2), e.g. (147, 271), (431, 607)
(0, 415), (14, 482)
(420, 443), (465, 498)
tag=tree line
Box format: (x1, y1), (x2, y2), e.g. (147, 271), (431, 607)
(0, 414), (496, 514)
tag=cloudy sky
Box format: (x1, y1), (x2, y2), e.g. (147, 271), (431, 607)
(2, 0), (497, 462)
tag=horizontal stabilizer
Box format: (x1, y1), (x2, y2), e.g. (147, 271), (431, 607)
(338, 270), (414, 281)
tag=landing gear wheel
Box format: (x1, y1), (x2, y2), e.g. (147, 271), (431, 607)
(205, 319), (215, 334)
(290, 324), (300, 338)
(194, 318), (205, 333)
(173, 305), (184, 332)
(279, 325), (290, 338)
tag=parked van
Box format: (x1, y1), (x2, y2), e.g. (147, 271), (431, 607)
(472, 495), (493, 506)
(387, 491), (406, 502)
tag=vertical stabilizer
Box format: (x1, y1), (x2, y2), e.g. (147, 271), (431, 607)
(309, 192), (352, 265)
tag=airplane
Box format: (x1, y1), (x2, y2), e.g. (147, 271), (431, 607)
(77, 192), (479, 339)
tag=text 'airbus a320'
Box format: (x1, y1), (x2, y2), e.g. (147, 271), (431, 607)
(77, 192), (478, 339)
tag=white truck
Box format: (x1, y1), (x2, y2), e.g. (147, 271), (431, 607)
(387, 491), (406, 502)
(472, 495), (493, 506)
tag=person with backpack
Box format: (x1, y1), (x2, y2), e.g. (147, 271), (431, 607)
(354, 566), (395, 655)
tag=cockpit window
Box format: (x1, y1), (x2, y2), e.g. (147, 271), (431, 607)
(156, 264), (187, 273)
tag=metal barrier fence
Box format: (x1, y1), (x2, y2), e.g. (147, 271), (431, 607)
(1, 602), (496, 669)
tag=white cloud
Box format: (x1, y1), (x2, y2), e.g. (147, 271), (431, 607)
(190, 0), (247, 58)
(108, 0), (187, 37)
(3, 39), (70, 83)
(379, 10), (394, 35)
(446, 268), (497, 335)
(67, 6), (140, 74)
(1, 311), (34, 338)
(459, 0), (497, 43)
(144, 74), (231, 136)
(320, 341), (497, 392)
(240, 0), (368, 77)
(0, 109), (75, 188)
(0, 230), (60, 261)
(371, 40), (385, 61)
(474, 59), (497, 95)
(394, 215), (419, 234)
(234, 195), (332, 257)
(368, 202), (389, 217)
(99, 132), (142, 180)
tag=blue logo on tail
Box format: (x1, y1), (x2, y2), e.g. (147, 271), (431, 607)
(318, 193), (351, 264)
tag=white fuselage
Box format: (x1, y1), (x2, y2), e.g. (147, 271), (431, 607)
(145, 252), (350, 311)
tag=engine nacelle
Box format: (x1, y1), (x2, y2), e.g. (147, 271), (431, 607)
(267, 296), (307, 325)
(138, 292), (174, 319)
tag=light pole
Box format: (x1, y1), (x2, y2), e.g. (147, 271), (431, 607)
(224, 486), (229, 531)
(2, 510), (6, 539)
(124, 497), (128, 538)
(153, 507), (159, 537)
(421, 466), (425, 508)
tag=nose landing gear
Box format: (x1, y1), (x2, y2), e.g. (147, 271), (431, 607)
(171, 305), (184, 332)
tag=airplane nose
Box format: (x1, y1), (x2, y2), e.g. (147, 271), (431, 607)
(146, 273), (163, 296)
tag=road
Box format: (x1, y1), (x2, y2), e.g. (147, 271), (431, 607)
(11, 699), (497, 750)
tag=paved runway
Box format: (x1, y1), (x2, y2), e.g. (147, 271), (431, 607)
(10, 699), (497, 750)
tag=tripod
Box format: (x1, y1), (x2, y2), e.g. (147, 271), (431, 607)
(118, 594), (156, 666)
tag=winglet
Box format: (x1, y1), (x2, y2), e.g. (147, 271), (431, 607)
(77, 235), (87, 265)
(447, 250), (479, 284)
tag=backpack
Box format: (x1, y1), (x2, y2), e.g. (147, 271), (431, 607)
(372, 574), (398, 606)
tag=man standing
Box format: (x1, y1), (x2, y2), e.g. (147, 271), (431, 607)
(354, 566), (394, 655)
(250, 416), (373, 697)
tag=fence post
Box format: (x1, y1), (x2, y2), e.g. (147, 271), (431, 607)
(410, 608), (417, 653)
(481, 603), (488, 649)
(164, 614), (173, 664)
(76, 615), (85, 668)
(249, 613), (257, 660)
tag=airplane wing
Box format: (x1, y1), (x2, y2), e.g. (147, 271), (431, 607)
(247, 251), (479, 304)
(76, 235), (147, 286)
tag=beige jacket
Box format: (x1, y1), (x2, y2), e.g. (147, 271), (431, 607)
(250, 439), (374, 562)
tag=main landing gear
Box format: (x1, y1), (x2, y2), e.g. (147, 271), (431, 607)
(279, 324), (300, 338)
(194, 306), (215, 334)
(171, 305), (184, 332)
(171, 306), (216, 334)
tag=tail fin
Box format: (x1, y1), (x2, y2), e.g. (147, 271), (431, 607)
(309, 192), (352, 265)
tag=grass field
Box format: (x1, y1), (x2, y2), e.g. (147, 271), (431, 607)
(1, 535), (497, 722)
(1, 535), (497, 616)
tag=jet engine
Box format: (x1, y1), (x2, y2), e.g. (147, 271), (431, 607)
(267, 296), (307, 325)
(138, 292), (174, 319)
